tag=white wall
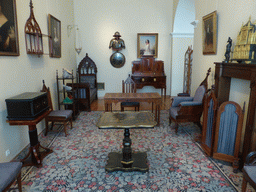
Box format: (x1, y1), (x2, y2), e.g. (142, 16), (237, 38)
(0, 0), (76, 162)
(193, 0), (255, 146)
(74, 0), (173, 97)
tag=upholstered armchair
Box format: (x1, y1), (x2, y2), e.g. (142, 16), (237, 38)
(242, 151), (256, 191)
(169, 68), (211, 133)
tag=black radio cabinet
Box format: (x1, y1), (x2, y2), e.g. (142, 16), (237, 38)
(5, 92), (49, 120)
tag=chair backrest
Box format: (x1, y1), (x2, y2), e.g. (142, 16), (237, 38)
(122, 74), (136, 93)
(193, 68), (211, 103)
(77, 53), (97, 89)
(41, 80), (53, 111)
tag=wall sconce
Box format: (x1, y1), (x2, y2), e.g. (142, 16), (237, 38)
(190, 20), (199, 29)
(67, 25), (82, 54)
(24, 0), (51, 56)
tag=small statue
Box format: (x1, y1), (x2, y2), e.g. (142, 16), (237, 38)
(109, 32), (125, 51)
(224, 37), (232, 63)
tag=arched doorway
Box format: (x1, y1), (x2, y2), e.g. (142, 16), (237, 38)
(170, 0), (195, 96)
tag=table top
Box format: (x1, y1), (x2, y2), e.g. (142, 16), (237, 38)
(104, 92), (161, 100)
(97, 111), (157, 129)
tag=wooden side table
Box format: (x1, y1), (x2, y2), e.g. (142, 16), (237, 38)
(97, 111), (157, 172)
(7, 110), (53, 168)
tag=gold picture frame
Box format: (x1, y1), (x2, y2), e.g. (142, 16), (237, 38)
(137, 33), (158, 58)
(0, 0), (19, 56)
(202, 11), (217, 55)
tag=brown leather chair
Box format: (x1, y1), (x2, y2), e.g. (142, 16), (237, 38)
(241, 151), (256, 192)
(121, 74), (140, 111)
(41, 80), (73, 137)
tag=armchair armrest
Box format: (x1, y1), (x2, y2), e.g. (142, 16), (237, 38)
(180, 101), (202, 106)
(245, 151), (256, 165)
(171, 96), (194, 107)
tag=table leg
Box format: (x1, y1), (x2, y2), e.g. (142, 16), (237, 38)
(121, 129), (133, 167)
(105, 128), (149, 172)
(105, 103), (112, 112)
(155, 104), (160, 126)
(21, 125), (53, 168)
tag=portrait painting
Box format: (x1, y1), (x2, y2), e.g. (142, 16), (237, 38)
(137, 33), (158, 58)
(202, 11), (217, 55)
(48, 14), (61, 58)
(0, 0), (19, 56)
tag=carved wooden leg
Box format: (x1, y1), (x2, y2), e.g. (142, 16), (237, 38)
(17, 172), (22, 192)
(175, 122), (178, 133)
(70, 119), (73, 129)
(233, 157), (240, 173)
(45, 119), (49, 136)
(64, 122), (67, 137)
(241, 177), (247, 192)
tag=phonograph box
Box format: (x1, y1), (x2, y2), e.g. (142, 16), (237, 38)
(5, 92), (49, 120)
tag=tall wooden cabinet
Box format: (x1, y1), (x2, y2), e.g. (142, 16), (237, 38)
(214, 62), (256, 166)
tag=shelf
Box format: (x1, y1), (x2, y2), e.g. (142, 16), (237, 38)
(56, 69), (79, 120)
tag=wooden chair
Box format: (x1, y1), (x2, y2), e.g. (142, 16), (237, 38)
(121, 74), (140, 111)
(169, 68), (211, 133)
(200, 86), (218, 156)
(0, 161), (23, 192)
(242, 151), (256, 192)
(213, 101), (244, 172)
(41, 80), (73, 137)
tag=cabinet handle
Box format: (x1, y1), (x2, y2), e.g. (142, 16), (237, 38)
(154, 78), (156, 82)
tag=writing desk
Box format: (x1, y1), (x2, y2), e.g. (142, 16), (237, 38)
(7, 110), (53, 168)
(104, 92), (161, 125)
(97, 111), (157, 172)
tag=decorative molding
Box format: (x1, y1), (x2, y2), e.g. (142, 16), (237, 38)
(170, 33), (194, 38)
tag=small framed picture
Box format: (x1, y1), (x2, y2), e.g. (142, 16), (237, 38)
(202, 11), (217, 55)
(137, 33), (158, 58)
(0, 0), (19, 56)
(48, 14), (61, 58)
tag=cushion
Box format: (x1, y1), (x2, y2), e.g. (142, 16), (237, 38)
(180, 101), (202, 106)
(193, 85), (206, 102)
(243, 165), (256, 184)
(121, 102), (140, 107)
(49, 110), (73, 118)
(0, 162), (22, 191)
(171, 97), (193, 107)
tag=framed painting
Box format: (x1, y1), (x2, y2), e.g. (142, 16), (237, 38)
(202, 11), (217, 55)
(137, 33), (158, 58)
(0, 0), (19, 56)
(48, 14), (61, 58)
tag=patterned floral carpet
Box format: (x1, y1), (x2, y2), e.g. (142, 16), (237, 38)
(9, 110), (253, 191)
